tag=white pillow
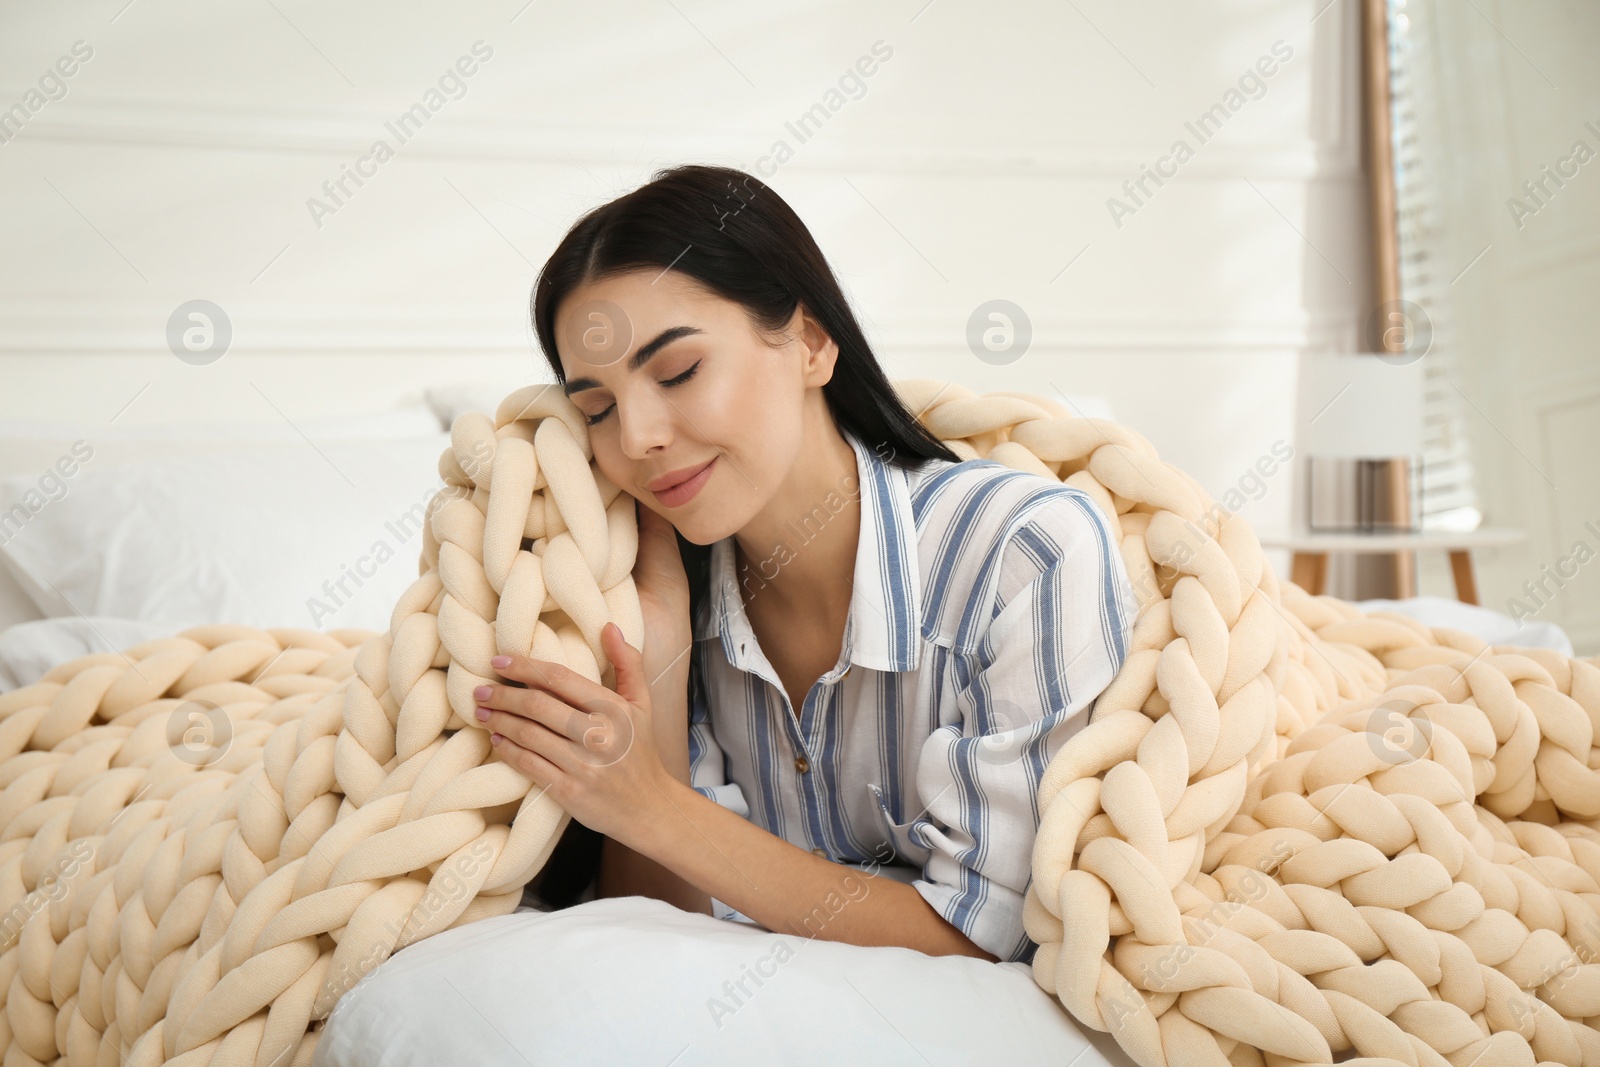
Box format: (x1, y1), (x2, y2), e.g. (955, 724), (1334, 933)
(0, 433), (455, 635)
(314, 894), (1135, 1067)
(0, 616), (179, 692)
(0, 561), (43, 634)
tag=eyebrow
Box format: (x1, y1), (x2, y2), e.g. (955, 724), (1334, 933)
(562, 325), (705, 396)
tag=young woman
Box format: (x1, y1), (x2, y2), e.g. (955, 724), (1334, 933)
(471, 164), (1137, 965)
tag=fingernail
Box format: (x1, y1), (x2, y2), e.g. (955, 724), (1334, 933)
(490, 655), (512, 669)
(474, 685), (493, 701)
(475, 706), (491, 722)
(490, 733), (502, 745)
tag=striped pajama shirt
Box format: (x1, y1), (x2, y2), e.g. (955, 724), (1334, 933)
(686, 426), (1137, 964)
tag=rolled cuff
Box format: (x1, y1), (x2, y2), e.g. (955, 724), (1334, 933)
(911, 873), (1035, 964)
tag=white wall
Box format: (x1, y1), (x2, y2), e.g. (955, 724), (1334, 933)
(1, 0), (1370, 580)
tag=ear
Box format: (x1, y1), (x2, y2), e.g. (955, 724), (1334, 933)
(796, 305), (840, 388)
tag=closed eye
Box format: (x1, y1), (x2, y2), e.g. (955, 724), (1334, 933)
(583, 360), (701, 427)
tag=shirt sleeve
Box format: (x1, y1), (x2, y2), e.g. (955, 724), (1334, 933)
(686, 648), (751, 819)
(909, 488), (1137, 963)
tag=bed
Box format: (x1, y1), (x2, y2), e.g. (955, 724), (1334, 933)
(0, 387), (1580, 1067)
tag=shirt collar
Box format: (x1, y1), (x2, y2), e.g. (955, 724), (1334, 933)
(693, 427), (923, 674)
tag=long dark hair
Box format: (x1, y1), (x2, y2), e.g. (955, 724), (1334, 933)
(530, 163), (960, 631)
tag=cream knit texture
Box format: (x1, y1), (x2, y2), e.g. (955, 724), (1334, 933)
(0, 379), (1594, 1067)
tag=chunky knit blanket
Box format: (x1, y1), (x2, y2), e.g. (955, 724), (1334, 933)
(0, 380), (1595, 1067)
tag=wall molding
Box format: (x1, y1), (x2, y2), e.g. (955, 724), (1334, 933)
(0, 304), (1354, 355)
(16, 97), (1358, 181)
(1516, 365), (1600, 406)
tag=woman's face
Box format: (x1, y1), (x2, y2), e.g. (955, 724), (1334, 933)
(552, 268), (837, 546)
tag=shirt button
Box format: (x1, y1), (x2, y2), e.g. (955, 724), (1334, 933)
(794, 754), (809, 773)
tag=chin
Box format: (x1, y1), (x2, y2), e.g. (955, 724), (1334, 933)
(669, 516), (724, 547)
(670, 501), (745, 547)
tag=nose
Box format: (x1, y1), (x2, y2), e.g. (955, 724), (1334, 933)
(616, 391), (673, 460)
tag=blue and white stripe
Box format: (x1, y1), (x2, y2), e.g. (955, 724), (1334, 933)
(686, 426), (1137, 963)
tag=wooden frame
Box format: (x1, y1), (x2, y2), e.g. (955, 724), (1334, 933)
(1361, 0), (1418, 597)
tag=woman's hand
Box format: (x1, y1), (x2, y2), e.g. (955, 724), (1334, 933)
(475, 623), (674, 845)
(633, 500), (694, 691)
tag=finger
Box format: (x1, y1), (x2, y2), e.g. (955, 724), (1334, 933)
(496, 688), (636, 769)
(482, 708), (577, 774)
(490, 702), (630, 773)
(492, 699), (633, 770)
(473, 680), (564, 733)
(476, 692), (585, 746)
(489, 653), (603, 708)
(602, 622), (652, 708)
(488, 729), (566, 792)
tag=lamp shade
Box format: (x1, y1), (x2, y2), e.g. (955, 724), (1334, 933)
(1296, 352), (1425, 458)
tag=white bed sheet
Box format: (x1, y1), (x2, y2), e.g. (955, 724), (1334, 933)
(1352, 594), (1573, 655)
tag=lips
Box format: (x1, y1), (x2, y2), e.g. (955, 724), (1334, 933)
(645, 458), (715, 493)
(649, 456), (716, 507)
